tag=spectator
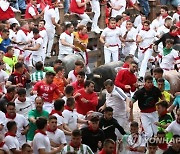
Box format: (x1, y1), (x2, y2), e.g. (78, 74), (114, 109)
(0, 29), (11, 53)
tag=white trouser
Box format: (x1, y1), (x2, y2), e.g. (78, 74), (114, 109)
(141, 111), (158, 139)
(122, 45), (136, 56)
(138, 48), (153, 78)
(104, 46), (119, 64)
(78, 13), (92, 25)
(46, 28), (55, 57)
(43, 102), (54, 113)
(29, 55), (44, 67)
(90, 0), (100, 29)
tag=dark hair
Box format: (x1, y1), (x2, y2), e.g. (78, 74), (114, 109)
(36, 117), (47, 130)
(130, 61), (138, 65)
(165, 39), (174, 44)
(54, 59), (63, 64)
(39, 19), (46, 25)
(49, 115), (57, 121)
(130, 121), (139, 127)
(115, 15), (123, 22)
(6, 121), (16, 131)
(109, 17), (116, 22)
(157, 130), (166, 135)
(35, 61), (44, 71)
(46, 71), (56, 76)
(7, 46), (14, 52)
(170, 26), (177, 32)
(66, 97), (75, 107)
(65, 85), (74, 94)
(22, 143), (31, 151)
(157, 78), (165, 83)
(75, 60), (84, 67)
(54, 99), (65, 111)
(65, 23), (73, 30)
(161, 5), (168, 12)
(125, 55), (133, 62)
(104, 107), (113, 112)
(84, 80), (95, 88)
(143, 20), (151, 25)
(72, 129), (82, 137)
(77, 25), (86, 31)
(156, 12), (161, 17)
(153, 67), (164, 74)
(144, 75), (153, 82)
(2, 29), (9, 33)
(156, 101), (168, 108)
(33, 28), (39, 34)
(165, 17), (172, 22)
(10, 23), (18, 30)
(7, 85), (16, 93)
(104, 79), (114, 87)
(90, 115), (99, 122)
(77, 71), (85, 77)
(7, 102), (15, 108)
(147, 138), (158, 147)
(54, 66), (64, 74)
(17, 88), (26, 95)
(15, 62), (23, 70)
(103, 139), (115, 147)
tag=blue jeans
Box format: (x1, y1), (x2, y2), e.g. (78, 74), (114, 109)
(171, 0), (180, 7)
(138, 0), (150, 17)
(64, 0), (70, 13)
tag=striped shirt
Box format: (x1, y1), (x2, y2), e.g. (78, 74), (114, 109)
(31, 71), (45, 82)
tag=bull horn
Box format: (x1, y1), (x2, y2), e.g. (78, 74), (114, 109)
(93, 74), (101, 78)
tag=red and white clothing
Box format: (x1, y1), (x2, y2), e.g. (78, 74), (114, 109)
(75, 89), (98, 115)
(159, 15), (171, 27)
(58, 32), (74, 59)
(68, 70), (87, 83)
(5, 113), (29, 147)
(101, 27), (122, 64)
(33, 131), (51, 154)
(156, 25), (170, 38)
(4, 133), (20, 152)
(110, 0), (126, 17)
(0, 69), (9, 93)
(150, 18), (161, 32)
(155, 49), (180, 71)
(172, 12), (180, 23)
(46, 128), (67, 146)
(25, 3), (39, 19)
(121, 27), (137, 56)
(50, 110), (64, 126)
(70, 0), (92, 25)
(0, 141), (9, 153)
(138, 29), (156, 78)
(44, 6), (56, 57)
(33, 81), (60, 113)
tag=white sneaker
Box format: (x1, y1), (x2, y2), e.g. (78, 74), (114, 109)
(91, 28), (100, 33)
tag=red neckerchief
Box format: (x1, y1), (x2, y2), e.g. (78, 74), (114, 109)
(35, 129), (47, 135)
(50, 109), (63, 116)
(177, 11), (180, 15)
(65, 105), (73, 112)
(65, 30), (71, 36)
(39, 27), (46, 31)
(0, 142), (5, 147)
(21, 28), (29, 36)
(4, 53), (13, 58)
(47, 126), (57, 133)
(159, 110), (168, 117)
(5, 94), (13, 102)
(142, 26), (150, 31)
(49, 4), (55, 9)
(6, 113), (16, 119)
(33, 34), (41, 40)
(122, 63), (129, 68)
(116, 24), (121, 27)
(88, 125), (99, 133)
(108, 25), (116, 29)
(73, 70), (78, 77)
(99, 149), (106, 154)
(5, 132), (16, 137)
(70, 141), (81, 150)
(169, 31), (178, 37)
(78, 32), (88, 40)
(162, 13), (168, 19)
(158, 143), (168, 150)
(125, 16), (130, 21)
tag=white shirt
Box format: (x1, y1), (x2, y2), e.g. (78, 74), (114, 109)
(62, 109), (78, 131)
(46, 129), (67, 145)
(32, 37), (44, 56)
(52, 113), (64, 126)
(33, 133), (51, 154)
(44, 7), (56, 29)
(5, 114), (29, 147)
(28, 5), (36, 17)
(166, 120), (180, 136)
(16, 29), (29, 49)
(150, 18), (160, 32)
(14, 97), (33, 120)
(156, 25), (169, 38)
(134, 15), (141, 28)
(172, 12), (179, 23)
(4, 135), (20, 152)
(39, 29), (48, 48)
(0, 111), (6, 137)
(101, 27), (122, 46)
(59, 32), (74, 55)
(0, 69), (9, 93)
(105, 86), (127, 117)
(138, 29), (156, 48)
(9, 29), (17, 41)
(68, 70), (77, 83)
(111, 0), (126, 17)
(159, 15), (172, 27)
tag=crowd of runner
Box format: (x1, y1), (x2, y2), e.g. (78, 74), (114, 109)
(0, 0), (180, 153)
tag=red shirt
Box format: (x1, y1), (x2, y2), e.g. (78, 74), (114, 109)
(75, 89), (98, 115)
(71, 81), (84, 93)
(25, 4), (39, 19)
(115, 69), (137, 93)
(70, 0), (85, 14)
(33, 81), (60, 103)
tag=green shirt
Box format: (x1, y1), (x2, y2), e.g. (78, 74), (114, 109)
(158, 113), (173, 141)
(27, 109), (49, 141)
(3, 56), (17, 74)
